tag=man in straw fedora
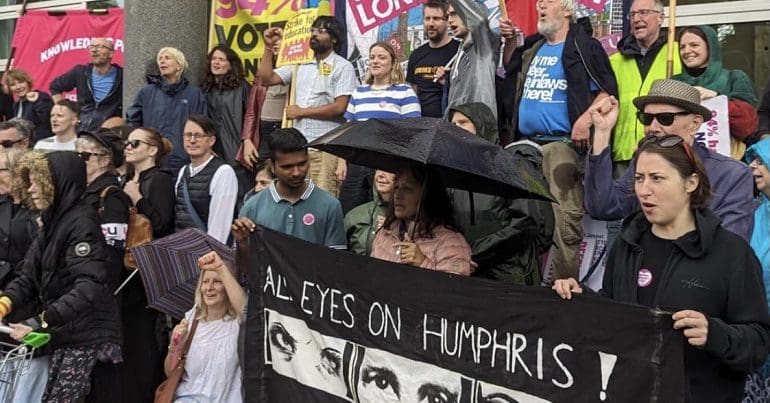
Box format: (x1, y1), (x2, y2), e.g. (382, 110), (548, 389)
(584, 79), (754, 239)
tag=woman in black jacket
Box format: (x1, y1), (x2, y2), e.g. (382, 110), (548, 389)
(3, 69), (54, 142)
(0, 151), (121, 402)
(120, 126), (175, 402)
(0, 148), (35, 288)
(553, 135), (770, 403)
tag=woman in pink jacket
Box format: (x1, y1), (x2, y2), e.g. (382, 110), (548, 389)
(370, 167), (472, 275)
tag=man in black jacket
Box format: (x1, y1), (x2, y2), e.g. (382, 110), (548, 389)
(50, 38), (123, 131)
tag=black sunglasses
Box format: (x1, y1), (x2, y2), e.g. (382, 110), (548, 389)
(636, 111), (692, 126)
(639, 135), (695, 163)
(0, 139), (21, 149)
(124, 139), (154, 149)
(77, 151), (107, 161)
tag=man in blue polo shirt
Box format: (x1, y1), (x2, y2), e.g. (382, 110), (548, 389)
(233, 128), (346, 249)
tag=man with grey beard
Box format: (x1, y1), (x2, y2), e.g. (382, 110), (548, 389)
(510, 0), (617, 281)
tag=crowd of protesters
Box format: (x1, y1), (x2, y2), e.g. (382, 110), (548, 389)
(0, 0), (768, 401)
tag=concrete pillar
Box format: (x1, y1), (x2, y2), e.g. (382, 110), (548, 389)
(123, 0), (209, 109)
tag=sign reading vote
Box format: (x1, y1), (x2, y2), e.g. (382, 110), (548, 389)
(242, 227), (686, 403)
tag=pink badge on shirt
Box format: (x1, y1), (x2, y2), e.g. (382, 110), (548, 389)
(379, 100), (387, 108)
(637, 268), (653, 287)
(303, 213), (315, 226)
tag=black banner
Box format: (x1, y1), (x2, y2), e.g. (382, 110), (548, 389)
(242, 227), (685, 403)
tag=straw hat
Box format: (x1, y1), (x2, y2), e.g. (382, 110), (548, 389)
(633, 79), (712, 122)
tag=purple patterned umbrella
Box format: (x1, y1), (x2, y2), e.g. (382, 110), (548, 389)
(130, 228), (234, 319)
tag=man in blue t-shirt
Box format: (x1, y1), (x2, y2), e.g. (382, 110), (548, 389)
(512, 0), (616, 280)
(50, 37), (123, 131)
(233, 128), (346, 250)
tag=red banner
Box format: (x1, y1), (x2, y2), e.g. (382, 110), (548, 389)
(506, 0), (537, 36)
(11, 9), (124, 98)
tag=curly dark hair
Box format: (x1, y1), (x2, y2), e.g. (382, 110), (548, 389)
(381, 167), (461, 239)
(201, 45), (246, 92)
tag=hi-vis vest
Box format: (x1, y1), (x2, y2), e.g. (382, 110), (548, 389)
(610, 44), (681, 161)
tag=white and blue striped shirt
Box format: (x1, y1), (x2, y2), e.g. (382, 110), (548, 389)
(344, 84), (421, 122)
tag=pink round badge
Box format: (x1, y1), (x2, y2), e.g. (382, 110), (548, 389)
(379, 100), (387, 108)
(303, 213), (315, 226)
(637, 268), (653, 287)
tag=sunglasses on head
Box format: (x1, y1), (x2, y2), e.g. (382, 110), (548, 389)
(639, 135), (695, 164)
(124, 139), (154, 149)
(636, 111), (692, 126)
(76, 151), (107, 162)
(1, 139), (21, 149)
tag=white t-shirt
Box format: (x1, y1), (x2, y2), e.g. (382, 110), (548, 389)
(33, 136), (76, 153)
(175, 308), (243, 403)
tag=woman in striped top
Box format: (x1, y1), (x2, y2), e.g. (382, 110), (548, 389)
(338, 42), (421, 213)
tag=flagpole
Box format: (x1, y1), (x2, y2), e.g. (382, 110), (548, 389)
(666, 0), (677, 78)
(4, 0), (30, 72)
(281, 65), (298, 129)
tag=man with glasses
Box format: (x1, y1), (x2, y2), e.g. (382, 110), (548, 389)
(50, 37), (123, 131)
(0, 118), (33, 150)
(609, 0), (680, 174)
(258, 16), (356, 197)
(405, 1), (460, 118)
(174, 115), (237, 244)
(585, 79), (753, 239)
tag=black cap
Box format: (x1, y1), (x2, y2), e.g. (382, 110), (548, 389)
(78, 128), (125, 167)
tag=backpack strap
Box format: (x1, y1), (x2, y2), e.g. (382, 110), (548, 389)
(98, 185), (121, 216)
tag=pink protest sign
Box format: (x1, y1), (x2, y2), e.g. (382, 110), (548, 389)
(348, 0), (427, 34)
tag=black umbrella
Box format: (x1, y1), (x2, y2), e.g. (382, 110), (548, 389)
(308, 117), (554, 201)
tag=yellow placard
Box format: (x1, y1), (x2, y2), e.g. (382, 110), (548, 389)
(208, 0), (302, 82)
(275, 8), (319, 68)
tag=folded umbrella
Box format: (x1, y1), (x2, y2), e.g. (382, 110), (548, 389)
(308, 117), (554, 201)
(131, 228), (234, 320)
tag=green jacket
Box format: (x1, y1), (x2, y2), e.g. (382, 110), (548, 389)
(610, 37), (680, 161)
(344, 186), (387, 256)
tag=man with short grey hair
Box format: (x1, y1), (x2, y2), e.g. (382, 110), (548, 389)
(608, 0), (679, 170)
(0, 118), (33, 150)
(50, 37), (123, 131)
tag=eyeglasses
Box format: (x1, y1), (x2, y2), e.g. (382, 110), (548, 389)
(76, 151), (107, 161)
(0, 139), (21, 148)
(124, 139), (154, 149)
(88, 44), (113, 51)
(310, 27), (330, 35)
(636, 111), (692, 126)
(628, 9), (662, 20)
(639, 135), (695, 164)
(182, 132), (212, 141)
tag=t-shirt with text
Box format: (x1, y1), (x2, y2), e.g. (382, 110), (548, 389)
(406, 40), (461, 118)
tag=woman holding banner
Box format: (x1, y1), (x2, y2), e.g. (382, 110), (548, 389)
(370, 167), (472, 276)
(672, 25), (758, 160)
(338, 42), (421, 213)
(553, 135), (770, 403)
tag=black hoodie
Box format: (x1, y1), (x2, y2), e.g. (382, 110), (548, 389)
(3, 151), (121, 348)
(604, 208), (770, 402)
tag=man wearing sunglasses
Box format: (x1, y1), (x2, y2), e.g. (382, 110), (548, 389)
(0, 118), (33, 151)
(50, 38), (123, 132)
(585, 79), (754, 239)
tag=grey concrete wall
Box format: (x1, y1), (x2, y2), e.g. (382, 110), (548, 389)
(123, 0), (209, 110)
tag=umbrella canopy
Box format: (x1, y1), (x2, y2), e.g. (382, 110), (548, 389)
(131, 228), (234, 319)
(308, 117), (554, 201)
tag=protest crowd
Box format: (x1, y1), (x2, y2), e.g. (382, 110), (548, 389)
(0, 0), (770, 401)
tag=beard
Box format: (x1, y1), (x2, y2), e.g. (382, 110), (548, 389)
(310, 39), (332, 54)
(537, 18), (564, 37)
